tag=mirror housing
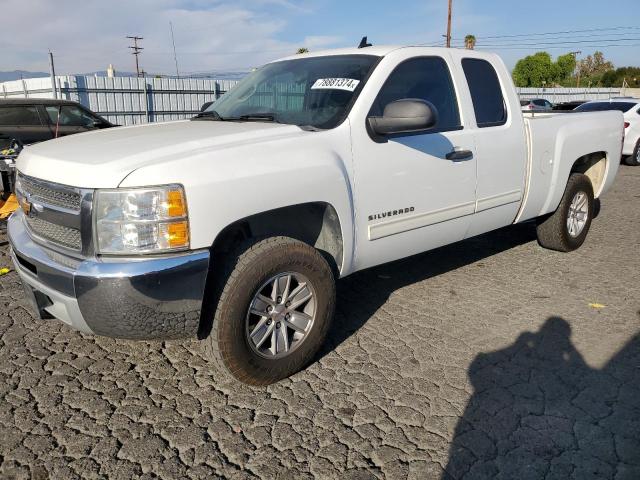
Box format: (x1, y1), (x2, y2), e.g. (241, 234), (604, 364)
(200, 101), (214, 112)
(368, 99), (438, 136)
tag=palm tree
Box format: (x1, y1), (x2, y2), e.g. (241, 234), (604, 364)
(464, 35), (476, 50)
(296, 48), (309, 54)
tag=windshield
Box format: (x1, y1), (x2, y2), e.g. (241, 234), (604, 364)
(203, 55), (378, 129)
(574, 102), (637, 113)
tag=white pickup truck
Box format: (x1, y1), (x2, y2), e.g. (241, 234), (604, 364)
(9, 46), (623, 385)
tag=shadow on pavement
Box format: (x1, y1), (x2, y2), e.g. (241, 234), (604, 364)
(320, 222), (537, 357)
(443, 316), (640, 480)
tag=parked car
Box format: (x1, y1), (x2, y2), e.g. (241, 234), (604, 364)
(0, 99), (113, 149)
(573, 98), (640, 166)
(520, 98), (553, 112)
(552, 100), (587, 111)
(9, 46), (622, 385)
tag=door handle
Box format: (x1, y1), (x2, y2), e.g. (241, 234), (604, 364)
(446, 148), (474, 161)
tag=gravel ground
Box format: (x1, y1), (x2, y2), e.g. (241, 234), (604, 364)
(0, 165), (638, 480)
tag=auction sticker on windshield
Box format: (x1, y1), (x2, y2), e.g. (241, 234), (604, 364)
(311, 78), (361, 92)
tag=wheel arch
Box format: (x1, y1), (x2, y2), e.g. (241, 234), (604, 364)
(569, 151), (607, 198)
(209, 201), (345, 276)
(198, 202), (344, 340)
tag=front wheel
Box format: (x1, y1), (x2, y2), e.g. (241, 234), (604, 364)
(536, 173), (594, 252)
(623, 139), (640, 166)
(203, 236), (336, 385)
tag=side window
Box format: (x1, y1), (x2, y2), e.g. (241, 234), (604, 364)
(46, 105), (96, 127)
(370, 57), (461, 131)
(461, 58), (508, 128)
(0, 106), (42, 126)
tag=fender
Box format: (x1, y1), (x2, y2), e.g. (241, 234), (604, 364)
(120, 122), (357, 276)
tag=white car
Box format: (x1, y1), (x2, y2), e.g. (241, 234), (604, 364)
(574, 98), (640, 166)
(9, 46), (623, 384)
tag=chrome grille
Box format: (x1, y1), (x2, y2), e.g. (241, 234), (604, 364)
(25, 216), (82, 250)
(18, 174), (81, 211)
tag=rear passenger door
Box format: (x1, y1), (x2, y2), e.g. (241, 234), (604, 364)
(460, 57), (527, 237)
(0, 105), (52, 145)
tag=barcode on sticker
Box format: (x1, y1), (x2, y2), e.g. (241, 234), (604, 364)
(311, 78), (360, 92)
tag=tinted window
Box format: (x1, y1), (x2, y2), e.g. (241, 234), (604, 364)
(520, 100), (530, 106)
(574, 102), (637, 113)
(370, 57), (461, 131)
(45, 105), (98, 127)
(462, 58), (507, 127)
(533, 100), (546, 106)
(0, 106), (42, 126)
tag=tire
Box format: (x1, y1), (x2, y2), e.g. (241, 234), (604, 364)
(623, 139), (640, 166)
(203, 236), (336, 385)
(536, 173), (594, 252)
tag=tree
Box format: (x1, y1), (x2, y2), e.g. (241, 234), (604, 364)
(512, 52), (554, 87)
(296, 48), (309, 54)
(601, 67), (640, 87)
(464, 35), (476, 50)
(576, 51), (614, 86)
(512, 51), (577, 87)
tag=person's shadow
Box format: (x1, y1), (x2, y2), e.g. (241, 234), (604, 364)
(444, 316), (640, 480)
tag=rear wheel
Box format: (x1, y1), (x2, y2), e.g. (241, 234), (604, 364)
(623, 139), (640, 166)
(203, 236), (336, 385)
(536, 173), (594, 252)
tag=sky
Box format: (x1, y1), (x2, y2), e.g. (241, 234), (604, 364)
(2, 0), (639, 76)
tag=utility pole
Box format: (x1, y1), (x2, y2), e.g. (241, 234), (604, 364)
(569, 51), (582, 88)
(169, 22), (180, 78)
(48, 50), (58, 99)
(446, 0), (453, 48)
(126, 36), (144, 77)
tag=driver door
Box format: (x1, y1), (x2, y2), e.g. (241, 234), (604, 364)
(351, 55), (477, 270)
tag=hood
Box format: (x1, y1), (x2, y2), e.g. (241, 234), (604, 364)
(17, 120), (305, 188)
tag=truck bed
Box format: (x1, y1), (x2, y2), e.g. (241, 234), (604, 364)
(516, 110), (623, 223)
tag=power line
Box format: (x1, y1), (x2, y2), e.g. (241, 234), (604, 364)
(468, 37), (640, 47)
(467, 43), (640, 50)
(473, 25), (640, 40)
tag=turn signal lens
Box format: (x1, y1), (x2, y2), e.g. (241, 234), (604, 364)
(166, 221), (189, 248)
(167, 189), (187, 217)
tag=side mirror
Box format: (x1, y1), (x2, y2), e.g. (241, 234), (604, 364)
(200, 101), (214, 112)
(368, 99), (438, 136)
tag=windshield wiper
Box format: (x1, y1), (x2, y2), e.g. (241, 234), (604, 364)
(192, 110), (225, 121)
(234, 113), (279, 123)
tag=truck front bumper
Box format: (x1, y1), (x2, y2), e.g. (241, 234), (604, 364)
(7, 211), (210, 339)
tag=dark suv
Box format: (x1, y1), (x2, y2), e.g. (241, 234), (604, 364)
(0, 99), (113, 149)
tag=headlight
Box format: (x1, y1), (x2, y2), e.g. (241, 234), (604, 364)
(94, 185), (189, 254)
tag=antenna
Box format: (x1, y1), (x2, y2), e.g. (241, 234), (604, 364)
(358, 36), (372, 49)
(126, 35), (144, 77)
(169, 22), (180, 78)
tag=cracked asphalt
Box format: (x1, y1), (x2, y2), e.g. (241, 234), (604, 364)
(1, 165), (639, 480)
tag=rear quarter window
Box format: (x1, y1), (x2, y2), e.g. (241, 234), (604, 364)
(461, 58), (508, 128)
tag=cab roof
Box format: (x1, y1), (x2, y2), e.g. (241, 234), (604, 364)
(273, 45), (496, 63)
